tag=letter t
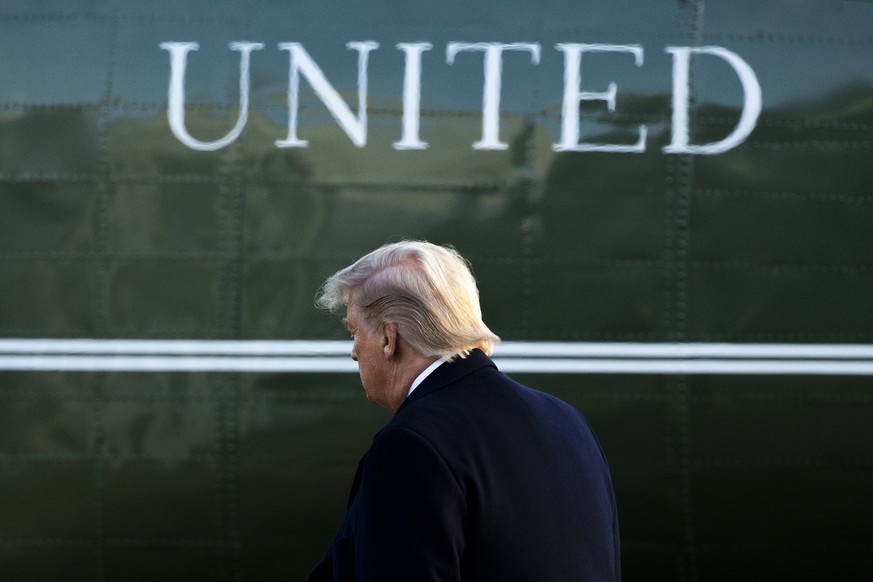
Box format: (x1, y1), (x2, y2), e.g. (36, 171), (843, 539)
(447, 42), (541, 150)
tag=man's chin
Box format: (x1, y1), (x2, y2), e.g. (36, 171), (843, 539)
(363, 389), (379, 406)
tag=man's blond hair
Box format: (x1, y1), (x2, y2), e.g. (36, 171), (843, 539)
(317, 240), (500, 358)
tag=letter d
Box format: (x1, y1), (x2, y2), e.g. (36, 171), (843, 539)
(664, 46), (762, 155)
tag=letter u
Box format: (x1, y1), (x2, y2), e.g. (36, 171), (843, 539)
(160, 41), (265, 151)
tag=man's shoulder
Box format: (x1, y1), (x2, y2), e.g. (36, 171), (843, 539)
(391, 363), (586, 438)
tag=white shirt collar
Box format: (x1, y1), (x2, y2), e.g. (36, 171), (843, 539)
(407, 358), (446, 397)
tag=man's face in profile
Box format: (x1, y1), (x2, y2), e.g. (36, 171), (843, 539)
(344, 301), (393, 409)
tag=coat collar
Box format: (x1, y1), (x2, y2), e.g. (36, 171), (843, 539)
(396, 349), (497, 413)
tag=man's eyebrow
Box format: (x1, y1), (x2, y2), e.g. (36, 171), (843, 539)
(341, 317), (351, 330)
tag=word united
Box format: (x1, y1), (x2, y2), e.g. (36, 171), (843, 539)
(161, 41), (762, 154)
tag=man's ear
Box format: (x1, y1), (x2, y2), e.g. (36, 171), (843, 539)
(381, 322), (398, 358)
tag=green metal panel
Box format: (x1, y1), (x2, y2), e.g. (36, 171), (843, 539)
(1, 0), (872, 580)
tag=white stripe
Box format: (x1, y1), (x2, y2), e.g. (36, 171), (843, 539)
(0, 355), (871, 375)
(0, 339), (872, 375)
(494, 341), (873, 359)
(495, 359), (873, 376)
(0, 355), (357, 373)
(0, 339), (351, 356)
(2, 339), (873, 359)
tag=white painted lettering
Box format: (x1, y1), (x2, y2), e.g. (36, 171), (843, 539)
(446, 42), (541, 150)
(553, 44), (646, 153)
(276, 41), (379, 148)
(160, 41), (264, 151)
(394, 42), (433, 150)
(664, 46), (762, 155)
(160, 40), (761, 155)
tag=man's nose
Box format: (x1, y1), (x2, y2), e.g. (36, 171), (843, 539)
(351, 346), (358, 362)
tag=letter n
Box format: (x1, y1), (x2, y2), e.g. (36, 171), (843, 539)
(276, 42), (379, 148)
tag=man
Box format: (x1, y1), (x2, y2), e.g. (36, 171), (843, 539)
(308, 240), (621, 581)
